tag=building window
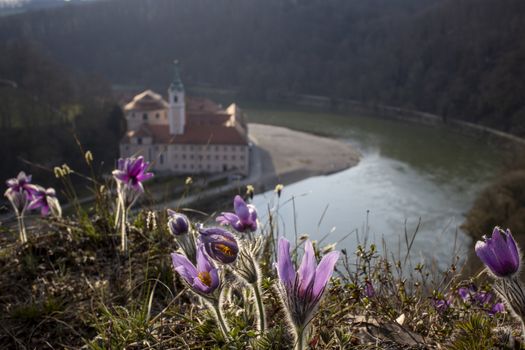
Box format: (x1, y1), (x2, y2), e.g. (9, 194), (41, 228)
(190, 155), (194, 159)
(207, 165), (210, 170)
(223, 155), (227, 160)
(137, 138), (142, 145)
(215, 146), (219, 151)
(232, 155), (236, 160)
(156, 113), (160, 119)
(240, 155), (244, 160)
(190, 164), (194, 169)
(182, 154), (186, 159)
(143, 113), (148, 121)
(198, 155), (203, 160)
(182, 164), (186, 169)
(173, 95), (178, 103)
(216, 155), (219, 160)
(206, 155), (210, 160)
(160, 154), (164, 164)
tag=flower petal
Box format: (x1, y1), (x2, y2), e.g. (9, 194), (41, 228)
(506, 229), (520, 269)
(277, 238), (295, 288)
(298, 240), (317, 296)
(171, 252), (197, 284)
(234, 195), (250, 222)
(209, 267), (220, 290)
(196, 244), (213, 273)
(312, 251), (339, 297)
(475, 240), (499, 273)
(137, 172), (154, 182)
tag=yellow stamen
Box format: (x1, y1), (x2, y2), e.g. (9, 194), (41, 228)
(198, 271), (212, 287)
(216, 244), (235, 256)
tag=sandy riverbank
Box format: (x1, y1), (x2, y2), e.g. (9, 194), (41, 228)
(249, 123), (360, 186)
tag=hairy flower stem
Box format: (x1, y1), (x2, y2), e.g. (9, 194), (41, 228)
(120, 199), (128, 253)
(252, 281), (266, 333)
(295, 325), (306, 350)
(212, 302), (230, 340)
(494, 277), (525, 340)
(17, 214), (27, 244)
(114, 199), (121, 229)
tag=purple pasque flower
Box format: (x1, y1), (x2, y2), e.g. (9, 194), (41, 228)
(458, 286), (472, 302)
(490, 302), (505, 315)
(216, 195), (257, 233)
(6, 171), (34, 196)
(475, 227), (520, 278)
(432, 297), (453, 313)
(364, 281), (375, 298)
(276, 238), (339, 328)
(112, 156), (154, 193)
(458, 284), (506, 316)
(27, 185), (61, 217)
(167, 209), (190, 236)
(199, 227), (239, 264)
(171, 244), (220, 295)
(474, 291), (493, 305)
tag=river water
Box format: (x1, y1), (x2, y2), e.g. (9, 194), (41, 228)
(246, 104), (504, 269)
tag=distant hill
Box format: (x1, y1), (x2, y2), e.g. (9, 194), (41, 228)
(0, 40), (123, 184)
(0, 0), (524, 136)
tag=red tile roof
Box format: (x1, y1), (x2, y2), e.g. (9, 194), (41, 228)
(186, 96), (222, 112)
(122, 91), (248, 146)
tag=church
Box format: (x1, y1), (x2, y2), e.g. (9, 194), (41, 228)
(119, 62), (250, 176)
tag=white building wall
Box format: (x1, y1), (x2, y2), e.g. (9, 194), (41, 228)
(121, 142), (250, 176)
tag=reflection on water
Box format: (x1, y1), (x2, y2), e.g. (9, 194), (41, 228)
(247, 104), (503, 269)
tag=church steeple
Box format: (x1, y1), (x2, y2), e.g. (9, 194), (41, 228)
(169, 60), (184, 92)
(168, 59), (186, 135)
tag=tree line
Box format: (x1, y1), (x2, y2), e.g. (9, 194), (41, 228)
(0, 40), (125, 189)
(0, 0), (523, 136)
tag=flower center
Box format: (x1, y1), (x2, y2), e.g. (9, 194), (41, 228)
(198, 271), (212, 287)
(216, 244), (235, 256)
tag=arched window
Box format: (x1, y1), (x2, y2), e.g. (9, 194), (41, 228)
(173, 95), (178, 103)
(143, 113), (148, 121)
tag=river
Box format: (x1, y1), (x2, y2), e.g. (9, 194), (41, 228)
(245, 103), (504, 270)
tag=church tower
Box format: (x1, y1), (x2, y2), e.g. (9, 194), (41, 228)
(168, 60), (185, 135)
